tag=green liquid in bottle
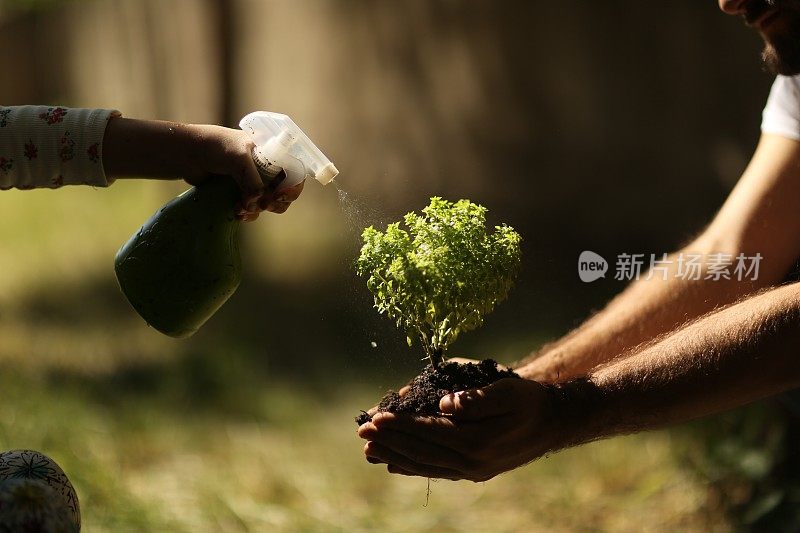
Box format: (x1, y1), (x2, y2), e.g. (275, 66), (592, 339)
(114, 179), (242, 338)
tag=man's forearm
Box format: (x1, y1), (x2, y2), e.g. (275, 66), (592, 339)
(554, 281), (800, 449)
(516, 251), (766, 383)
(519, 135), (800, 384)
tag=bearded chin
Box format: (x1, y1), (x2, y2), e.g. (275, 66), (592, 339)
(764, 46), (789, 74)
(762, 26), (800, 75)
(763, 43), (800, 75)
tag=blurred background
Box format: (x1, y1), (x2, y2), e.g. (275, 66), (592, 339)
(0, 0), (796, 530)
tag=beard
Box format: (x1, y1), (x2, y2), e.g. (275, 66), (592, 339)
(748, 1), (800, 74)
(761, 29), (800, 74)
(761, 41), (800, 76)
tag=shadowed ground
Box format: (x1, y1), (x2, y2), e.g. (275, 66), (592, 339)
(0, 183), (731, 531)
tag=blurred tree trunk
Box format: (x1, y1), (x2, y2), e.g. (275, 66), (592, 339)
(214, 0), (235, 127)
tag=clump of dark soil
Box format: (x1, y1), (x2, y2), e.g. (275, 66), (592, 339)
(356, 359), (520, 425)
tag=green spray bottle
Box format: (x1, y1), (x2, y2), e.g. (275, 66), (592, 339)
(114, 112), (339, 338)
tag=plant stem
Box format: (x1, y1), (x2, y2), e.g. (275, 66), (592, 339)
(429, 347), (444, 369)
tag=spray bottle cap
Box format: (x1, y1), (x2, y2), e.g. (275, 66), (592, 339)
(239, 111), (339, 190)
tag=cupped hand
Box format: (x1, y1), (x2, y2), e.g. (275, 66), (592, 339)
(358, 376), (560, 482)
(360, 357), (496, 419)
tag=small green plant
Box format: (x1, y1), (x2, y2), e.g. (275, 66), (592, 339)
(356, 197), (522, 368)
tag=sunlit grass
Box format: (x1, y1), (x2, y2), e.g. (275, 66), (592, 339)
(0, 365), (726, 532)
(0, 183), (728, 530)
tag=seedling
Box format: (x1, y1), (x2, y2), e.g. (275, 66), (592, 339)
(356, 197), (521, 368)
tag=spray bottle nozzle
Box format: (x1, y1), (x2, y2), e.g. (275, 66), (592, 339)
(239, 111), (339, 190)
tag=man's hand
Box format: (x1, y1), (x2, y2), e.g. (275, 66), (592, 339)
(357, 377), (559, 482)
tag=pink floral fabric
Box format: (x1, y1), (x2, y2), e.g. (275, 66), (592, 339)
(0, 106), (120, 190)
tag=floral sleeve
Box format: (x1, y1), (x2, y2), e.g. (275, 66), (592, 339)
(0, 106), (121, 190)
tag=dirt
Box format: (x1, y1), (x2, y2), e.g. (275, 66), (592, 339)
(356, 359), (520, 425)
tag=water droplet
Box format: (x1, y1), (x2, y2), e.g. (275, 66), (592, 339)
(336, 186), (388, 238)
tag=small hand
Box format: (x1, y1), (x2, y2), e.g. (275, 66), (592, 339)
(182, 125), (305, 221)
(358, 377), (560, 482)
(256, 180), (305, 216)
(103, 118), (308, 219)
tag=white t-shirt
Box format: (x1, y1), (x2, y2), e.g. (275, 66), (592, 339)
(762, 75), (800, 141)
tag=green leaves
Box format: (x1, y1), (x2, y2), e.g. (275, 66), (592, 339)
(356, 197), (522, 366)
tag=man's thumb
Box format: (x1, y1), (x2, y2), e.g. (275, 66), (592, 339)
(439, 379), (515, 420)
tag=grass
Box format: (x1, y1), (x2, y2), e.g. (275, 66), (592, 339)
(0, 181), (729, 531)
(0, 368), (726, 532)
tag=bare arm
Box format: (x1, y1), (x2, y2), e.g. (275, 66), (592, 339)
(357, 134), (800, 482)
(102, 117), (304, 219)
(359, 279), (800, 481)
(519, 133), (800, 382)
(559, 281), (800, 445)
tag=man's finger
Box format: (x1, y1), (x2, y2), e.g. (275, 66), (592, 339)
(386, 465), (417, 476)
(363, 412), (461, 447)
(439, 378), (519, 420)
(364, 442), (463, 480)
(358, 383), (413, 422)
(364, 411), (510, 456)
(360, 427), (473, 472)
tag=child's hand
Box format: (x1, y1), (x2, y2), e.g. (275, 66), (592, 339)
(172, 124), (305, 222)
(245, 180), (305, 221)
(103, 119), (306, 221)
